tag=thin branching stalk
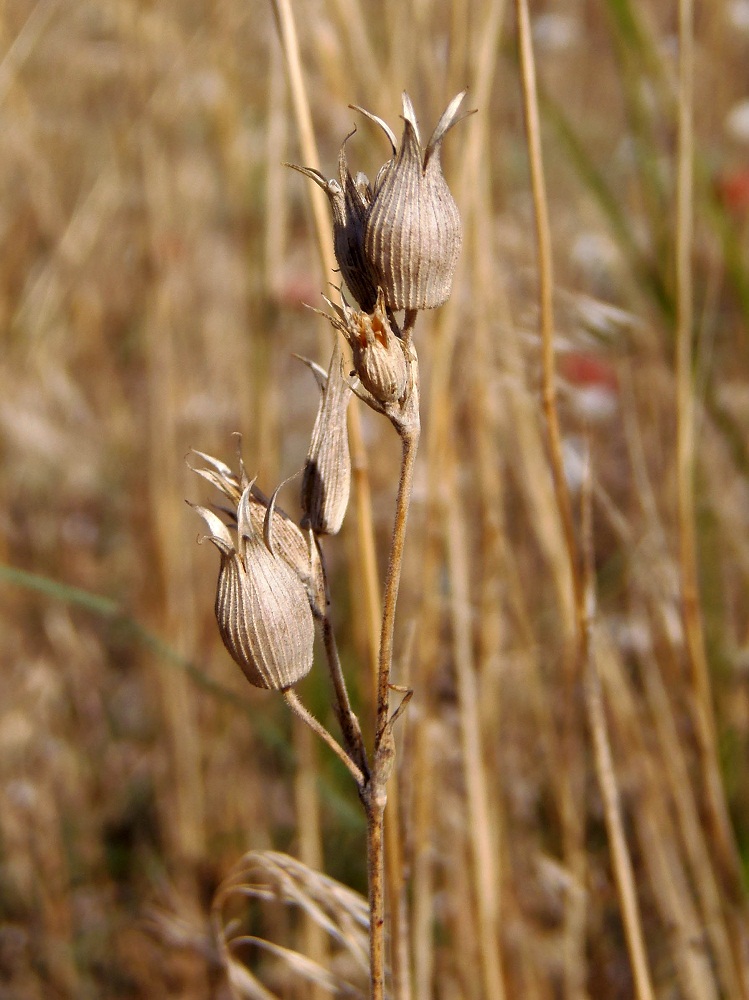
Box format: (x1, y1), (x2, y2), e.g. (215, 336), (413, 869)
(375, 424), (420, 741)
(364, 411), (420, 1000)
(282, 690), (365, 787)
(317, 538), (370, 778)
(321, 609), (370, 779)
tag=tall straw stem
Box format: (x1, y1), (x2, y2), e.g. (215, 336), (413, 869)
(514, 1), (588, 993)
(580, 464), (656, 1000)
(674, 0), (741, 891)
(515, 1), (656, 995)
(443, 438), (507, 1000)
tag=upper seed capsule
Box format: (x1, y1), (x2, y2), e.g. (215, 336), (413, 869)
(360, 91), (473, 311)
(325, 289), (409, 405)
(288, 92), (473, 315)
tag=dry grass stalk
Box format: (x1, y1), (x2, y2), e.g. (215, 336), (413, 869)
(443, 440), (507, 1000)
(675, 0), (743, 894)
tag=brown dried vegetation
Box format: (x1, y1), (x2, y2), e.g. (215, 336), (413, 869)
(1, 1), (748, 998)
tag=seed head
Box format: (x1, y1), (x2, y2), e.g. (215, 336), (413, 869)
(190, 450), (324, 688)
(190, 449), (325, 618)
(360, 91), (473, 311)
(325, 289), (409, 405)
(288, 91), (473, 315)
(287, 137), (379, 313)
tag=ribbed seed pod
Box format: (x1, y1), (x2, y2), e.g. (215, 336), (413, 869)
(300, 343), (352, 535)
(326, 290), (409, 405)
(362, 91), (472, 311)
(288, 93), (472, 315)
(193, 485), (314, 691)
(190, 449), (326, 620)
(256, 492), (327, 620)
(286, 138), (379, 312)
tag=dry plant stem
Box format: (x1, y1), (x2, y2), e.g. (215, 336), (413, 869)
(292, 717), (328, 1000)
(366, 803), (387, 1000)
(366, 380), (421, 1000)
(514, 0), (581, 617)
(580, 468), (656, 1000)
(376, 407), (420, 740)
(385, 787), (410, 1000)
(585, 667), (655, 1000)
(282, 690), (365, 788)
(444, 441), (507, 1000)
(321, 606), (370, 780)
(270, 0), (333, 278)
(515, 1), (588, 994)
(674, 0), (740, 890)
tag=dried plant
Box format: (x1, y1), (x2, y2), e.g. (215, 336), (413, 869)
(5, 1), (749, 998)
(191, 90), (470, 998)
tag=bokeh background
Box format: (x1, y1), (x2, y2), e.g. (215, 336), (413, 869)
(1, 0), (748, 997)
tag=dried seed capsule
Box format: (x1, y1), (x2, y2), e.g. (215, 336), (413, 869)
(300, 343), (352, 535)
(327, 289), (409, 404)
(190, 448), (326, 621)
(361, 91), (473, 311)
(286, 138), (379, 312)
(193, 484), (315, 691)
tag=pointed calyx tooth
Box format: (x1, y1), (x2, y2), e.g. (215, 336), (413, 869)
(190, 449), (325, 687)
(288, 91), (473, 315)
(300, 342), (352, 535)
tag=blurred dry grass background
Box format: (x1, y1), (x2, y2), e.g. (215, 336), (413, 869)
(1, 0), (748, 997)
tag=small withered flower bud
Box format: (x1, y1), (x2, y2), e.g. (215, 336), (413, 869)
(357, 91), (474, 311)
(326, 289), (409, 404)
(192, 484), (314, 691)
(299, 343), (352, 535)
(286, 138), (379, 312)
